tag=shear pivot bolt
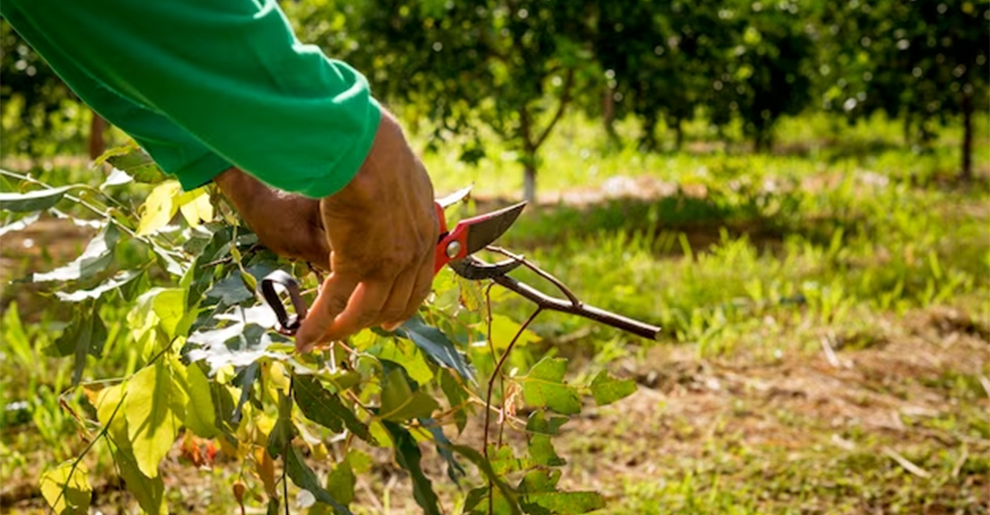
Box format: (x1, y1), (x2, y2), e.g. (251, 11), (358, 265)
(445, 241), (462, 259)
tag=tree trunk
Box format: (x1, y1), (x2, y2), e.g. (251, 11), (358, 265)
(603, 87), (617, 143)
(523, 162), (536, 204)
(88, 111), (107, 159)
(961, 92), (973, 181)
(674, 117), (684, 151)
(903, 115), (913, 147)
(639, 112), (658, 152)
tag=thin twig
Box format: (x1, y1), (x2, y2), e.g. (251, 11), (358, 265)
(486, 246), (581, 306)
(483, 306), (542, 513)
(882, 446), (931, 478)
(491, 273), (660, 341)
(49, 393), (126, 514)
(283, 440), (290, 515)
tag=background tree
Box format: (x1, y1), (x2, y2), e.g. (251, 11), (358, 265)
(360, 0), (593, 203)
(814, 0), (989, 179)
(719, 1), (814, 152)
(0, 22), (89, 158)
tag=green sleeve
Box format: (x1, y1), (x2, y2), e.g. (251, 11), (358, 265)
(1, 0), (380, 198)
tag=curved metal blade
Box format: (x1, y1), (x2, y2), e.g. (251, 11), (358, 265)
(449, 255), (525, 280)
(462, 201), (526, 255)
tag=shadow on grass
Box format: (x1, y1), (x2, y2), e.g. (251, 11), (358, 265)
(489, 193), (850, 257)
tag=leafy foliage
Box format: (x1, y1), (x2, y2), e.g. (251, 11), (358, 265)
(0, 142), (634, 514)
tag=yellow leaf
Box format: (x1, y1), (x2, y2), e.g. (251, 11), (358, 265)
(170, 355), (218, 438)
(177, 189), (213, 227)
(40, 462), (91, 515)
(486, 314), (541, 350)
(124, 361), (183, 478)
(95, 383), (129, 448)
(137, 181), (181, 236)
(268, 362), (291, 396)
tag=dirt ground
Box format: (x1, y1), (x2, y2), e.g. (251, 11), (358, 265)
(1, 179), (988, 514)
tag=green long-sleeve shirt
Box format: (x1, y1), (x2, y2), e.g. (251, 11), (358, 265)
(2, 0), (380, 198)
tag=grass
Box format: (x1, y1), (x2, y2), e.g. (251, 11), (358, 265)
(2, 111), (988, 513)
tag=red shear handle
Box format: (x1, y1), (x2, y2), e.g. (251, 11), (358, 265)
(433, 201), (470, 274)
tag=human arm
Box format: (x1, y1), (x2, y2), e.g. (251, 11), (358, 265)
(2, 0), (438, 343)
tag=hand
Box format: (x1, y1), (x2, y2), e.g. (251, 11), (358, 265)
(214, 167), (330, 268)
(295, 110), (437, 352)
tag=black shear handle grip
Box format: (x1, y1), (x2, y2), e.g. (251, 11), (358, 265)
(260, 270), (308, 336)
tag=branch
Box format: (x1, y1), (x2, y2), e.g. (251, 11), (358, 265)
(482, 252), (661, 341)
(532, 67), (576, 151)
(487, 246), (580, 306)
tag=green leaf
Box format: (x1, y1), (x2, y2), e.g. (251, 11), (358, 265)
(439, 369), (468, 433)
(382, 421), (440, 515)
(39, 461), (91, 515)
(103, 146), (167, 183)
(488, 443), (534, 476)
(374, 337), (434, 386)
(124, 361), (183, 478)
(100, 167), (133, 189)
(205, 273), (254, 305)
(33, 223), (120, 282)
(518, 470), (605, 514)
(151, 288), (188, 339)
(465, 487), (517, 515)
(285, 446), (354, 515)
(111, 446), (167, 515)
(380, 366), (439, 422)
(448, 444), (521, 515)
(519, 358), (582, 415)
(589, 370), (637, 406)
(169, 356), (218, 438)
(0, 211), (39, 236)
(267, 392), (295, 459)
(231, 362), (260, 422)
(294, 374), (375, 443)
(0, 185), (74, 212)
(325, 451), (359, 507)
(525, 410), (569, 436)
(528, 434), (566, 467)
(395, 316), (475, 382)
(49, 302), (107, 385)
(55, 270), (141, 302)
(188, 318), (284, 376)
(419, 418), (465, 482)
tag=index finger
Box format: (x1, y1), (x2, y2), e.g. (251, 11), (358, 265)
(320, 279), (391, 341)
(295, 271), (358, 352)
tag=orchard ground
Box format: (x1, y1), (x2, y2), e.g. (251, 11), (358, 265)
(1, 112), (988, 514)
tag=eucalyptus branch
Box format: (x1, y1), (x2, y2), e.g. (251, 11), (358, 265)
(50, 392), (126, 515)
(483, 306), (542, 513)
(0, 168), (188, 268)
(483, 249), (661, 341)
(486, 246), (580, 306)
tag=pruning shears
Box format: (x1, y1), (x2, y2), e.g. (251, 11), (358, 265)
(261, 200), (527, 336)
(261, 197), (662, 341)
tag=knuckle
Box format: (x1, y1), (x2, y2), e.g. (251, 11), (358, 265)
(327, 295), (350, 316)
(354, 311), (381, 330)
(381, 307), (405, 323)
